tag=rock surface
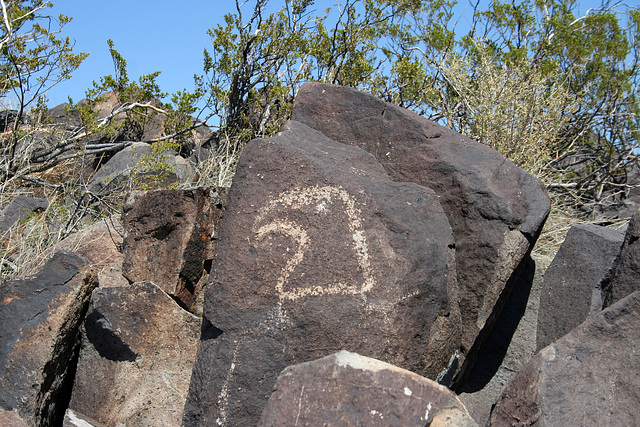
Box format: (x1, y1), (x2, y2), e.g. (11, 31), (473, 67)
(26, 216), (126, 288)
(458, 256), (543, 425)
(0, 251), (97, 427)
(69, 281), (200, 427)
(183, 120), (459, 426)
(602, 212), (640, 308)
(122, 187), (227, 312)
(291, 82), (550, 383)
(62, 409), (105, 427)
(87, 142), (195, 194)
(536, 224), (624, 350)
(0, 195), (48, 234)
(0, 410), (29, 427)
(258, 350), (477, 427)
(490, 290), (640, 426)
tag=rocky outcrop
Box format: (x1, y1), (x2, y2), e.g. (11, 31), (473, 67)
(183, 120), (460, 425)
(259, 350), (477, 427)
(602, 212), (640, 308)
(69, 281), (200, 427)
(0, 251), (97, 427)
(291, 82), (550, 384)
(122, 187), (227, 312)
(536, 224), (624, 350)
(490, 290), (640, 426)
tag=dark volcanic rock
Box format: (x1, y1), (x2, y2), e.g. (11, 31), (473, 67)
(489, 290), (640, 426)
(536, 224), (624, 351)
(458, 256), (544, 425)
(0, 251), (97, 427)
(291, 82), (550, 384)
(602, 212), (640, 308)
(122, 187), (227, 312)
(87, 142), (195, 194)
(258, 350), (477, 427)
(69, 281), (200, 427)
(183, 120), (459, 426)
(0, 195), (48, 234)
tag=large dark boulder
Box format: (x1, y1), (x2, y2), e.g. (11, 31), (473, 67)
(259, 350), (477, 427)
(490, 290), (640, 426)
(69, 281), (200, 427)
(291, 82), (550, 384)
(536, 224), (624, 351)
(183, 120), (459, 425)
(122, 187), (227, 313)
(0, 251), (97, 427)
(601, 212), (640, 308)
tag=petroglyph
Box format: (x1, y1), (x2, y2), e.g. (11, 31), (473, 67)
(253, 185), (376, 304)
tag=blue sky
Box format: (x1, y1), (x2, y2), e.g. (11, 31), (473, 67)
(44, 0), (604, 108)
(46, 1), (236, 106)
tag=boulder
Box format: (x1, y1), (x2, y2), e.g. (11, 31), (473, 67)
(183, 120), (459, 425)
(489, 290), (640, 426)
(0, 109), (20, 133)
(0, 195), (48, 234)
(0, 251), (97, 427)
(536, 224), (624, 350)
(87, 142), (195, 194)
(602, 212), (640, 308)
(69, 281), (200, 427)
(291, 82), (550, 384)
(46, 103), (82, 131)
(258, 350), (477, 427)
(122, 187), (227, 312)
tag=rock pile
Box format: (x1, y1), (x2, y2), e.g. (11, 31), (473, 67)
(0, 83), (639, 426)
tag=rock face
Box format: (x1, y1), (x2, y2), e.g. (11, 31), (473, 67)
(69, 281), (200, 427)
(258, 350), (477, 427)
(184, 120), (459, 425)
(602, 212), (640, 308)
(490, 290), (640, 426)
(0, 195), (48, 233)
(291, 82), (550, 383)
(458, 256), (544, 425)
(122, 187), (227, 312)
(0, 251), (97, 427)
(536, 224), (624, 350)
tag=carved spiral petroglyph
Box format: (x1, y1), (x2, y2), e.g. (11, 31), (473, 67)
(253, 185), (376, 305)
